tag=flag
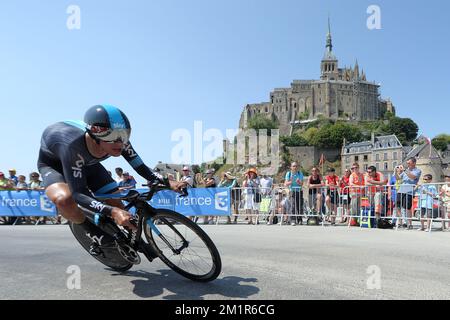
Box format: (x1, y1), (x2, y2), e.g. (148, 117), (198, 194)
(319, 153), (326, 166)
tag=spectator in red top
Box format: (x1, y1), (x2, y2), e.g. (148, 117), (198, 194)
(365, 166), (388, 222)
(349, 163), (365, 224)
(325, 167), (339, 225)
(339, 169), (351, 223)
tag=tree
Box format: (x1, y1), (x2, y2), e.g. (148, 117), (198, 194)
(384, 117), (419, 145)
(302, 127), (319, 145)
(280, 134), (308, 147)
(247, 114), (278, 131)
(312, 123), (363, 149)
(432, 134), (450, 151)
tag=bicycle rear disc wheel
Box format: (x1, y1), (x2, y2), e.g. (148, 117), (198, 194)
(144, 209), (221, 282)
(69, 222), (133, 272)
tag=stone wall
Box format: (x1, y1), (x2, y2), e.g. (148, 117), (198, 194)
(287, 146), (341, 172)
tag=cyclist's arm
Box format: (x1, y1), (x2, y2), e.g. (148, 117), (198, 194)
(58, 145), (114, 216)
(122, 142), (163, 183)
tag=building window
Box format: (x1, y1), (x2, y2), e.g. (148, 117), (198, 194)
(384, 162), (389, 171)
(393, 152), (398, 160)
(376, 163), (380, 171)
(364, 164), (368, 171)
(346, 157), (350, 163)
(376, 154), (380, 161)
(384, 153), (388, 161)
(364, 155), (368, 162)
(355, 156), (359, 162)
(393, 161), (397, 169)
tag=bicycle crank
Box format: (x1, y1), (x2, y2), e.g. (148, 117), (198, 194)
(117, 243), (141, 264)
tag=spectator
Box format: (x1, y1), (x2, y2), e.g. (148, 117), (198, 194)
(8, 169), (18, 186)
(365, 165), (388, 223)
(243, 168), (260, 225)
(115, 167), (124, 183)
(118, 172), (137, 190)
(307, 167), (324, 216)
(203, 169), (217, 224)
(417, 174), (438, 231)
(339, 169), (351, 223)
(0, 172), (14, 190)
(28, 172), (44, 190)
(219, 172), (238, 224)
(349, 163), (365, 225)
(388, 165), (404, 225)
(194, 172), (205, 187)
(284, 162), (304, 226)
(325, 167), (339, 225)
(396, 157), (422, 230)
(260, 174), (274, 196)
(268, 189), (291, 225)
(439, 174), (450, 231)
(16, 175), (28, 190)
(180, 166), (195, 188)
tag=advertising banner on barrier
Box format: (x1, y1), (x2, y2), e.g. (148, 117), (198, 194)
(0, 190), (57, 217)
(0, 188), (230, 217)
(147, 188), (231, 216)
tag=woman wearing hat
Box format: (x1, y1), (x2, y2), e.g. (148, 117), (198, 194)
(219, 172), (239, 224)
(242, 168), (261, 225)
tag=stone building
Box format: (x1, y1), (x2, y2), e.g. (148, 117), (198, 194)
(404, 143), (445, 182)
(239, 19), (395, 136)
(341, 134), (405, 176)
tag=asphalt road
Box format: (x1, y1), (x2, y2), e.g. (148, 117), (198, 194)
(1, 224), (449, 300)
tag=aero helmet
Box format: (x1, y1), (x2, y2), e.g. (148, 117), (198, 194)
(84, 105), (131, 144)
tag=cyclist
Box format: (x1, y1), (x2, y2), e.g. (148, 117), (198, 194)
(38, 105), (186, 251)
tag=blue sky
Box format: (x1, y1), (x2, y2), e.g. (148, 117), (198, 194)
(0, 0), (448, 182)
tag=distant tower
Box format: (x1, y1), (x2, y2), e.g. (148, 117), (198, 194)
(320, 17), (339, 81)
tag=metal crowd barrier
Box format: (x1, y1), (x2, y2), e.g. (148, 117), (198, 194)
(216, 183), (450, 232)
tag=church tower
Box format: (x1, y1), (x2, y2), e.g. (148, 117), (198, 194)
(320, 18), (339, 81)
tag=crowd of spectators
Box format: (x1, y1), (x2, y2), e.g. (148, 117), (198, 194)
(2, 161), (450, 231)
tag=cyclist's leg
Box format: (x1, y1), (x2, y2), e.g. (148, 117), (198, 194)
(40, 166), (86, 224)
(86, 164), (124, 209)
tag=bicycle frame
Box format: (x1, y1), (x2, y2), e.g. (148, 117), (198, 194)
(95, 185), (190, 259)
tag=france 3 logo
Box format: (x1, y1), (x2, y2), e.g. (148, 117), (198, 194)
(214, 191), (229, 212)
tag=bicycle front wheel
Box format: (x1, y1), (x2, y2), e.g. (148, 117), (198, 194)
(143, 209), (221, 282)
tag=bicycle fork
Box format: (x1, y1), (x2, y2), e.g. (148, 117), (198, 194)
(146, 218), (189, 255)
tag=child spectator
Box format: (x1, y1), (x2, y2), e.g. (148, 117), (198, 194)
(16, 175), (28, 190)
(418, 174), (438, 231)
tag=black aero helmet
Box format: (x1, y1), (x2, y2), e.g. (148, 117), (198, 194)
(84, 105), (131, 144)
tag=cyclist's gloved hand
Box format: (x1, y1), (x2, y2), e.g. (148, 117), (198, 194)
(111, 207), (138, 231)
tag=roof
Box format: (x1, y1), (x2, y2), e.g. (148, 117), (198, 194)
(373, 135), (402, 150)
(405, 143), (442, 161)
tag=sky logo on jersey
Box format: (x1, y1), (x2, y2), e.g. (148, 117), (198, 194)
(72, 154), (85, 178)
(90, 200), (106, 213)
(214, 191), (229, 212)
(124, 143), (137, 158)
